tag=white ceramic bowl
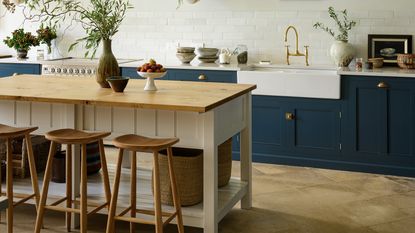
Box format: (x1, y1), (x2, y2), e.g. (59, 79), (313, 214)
(196, 47), (219, 57)
(137, 71), (167, 79)
(176, 52), (196, 63)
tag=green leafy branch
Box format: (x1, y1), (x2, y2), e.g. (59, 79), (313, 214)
(313, 6), (357, 42)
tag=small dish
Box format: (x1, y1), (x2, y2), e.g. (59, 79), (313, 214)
(176, 52), (196, 63)
(198, 56), (219, 63)
(368, 58), (384, 68)
(196, 47), (219, 57)
(177, 47), (195, 53)
(107, 76), (130, 93)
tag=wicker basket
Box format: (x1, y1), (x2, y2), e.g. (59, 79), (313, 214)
(154, 138), (233, 206)
(157, 147), (203, 206)
(397, 54), (415, 69)
(218, 138), (232, 187)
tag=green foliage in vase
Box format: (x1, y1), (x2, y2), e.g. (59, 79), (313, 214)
(3, 28), (40, 51)
(24, 0), (133, 58)
(313, 6), (357, 42)
(36, 25), (57, 53)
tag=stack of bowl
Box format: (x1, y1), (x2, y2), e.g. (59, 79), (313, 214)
(197, 47), (219, 63)
(176, 47), (196, 63)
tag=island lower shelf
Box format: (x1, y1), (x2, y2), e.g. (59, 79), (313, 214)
(8, 165), (248, 228)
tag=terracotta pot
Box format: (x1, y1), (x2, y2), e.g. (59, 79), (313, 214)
(96, 40), (120, 88)
(16, 49), (28, 59)
(330, 40), (355, 67)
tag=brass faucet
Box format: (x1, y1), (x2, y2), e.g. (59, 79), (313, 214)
(284, 26), (309, 66)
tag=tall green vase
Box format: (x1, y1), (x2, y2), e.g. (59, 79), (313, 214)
(96, 39), (120, 88)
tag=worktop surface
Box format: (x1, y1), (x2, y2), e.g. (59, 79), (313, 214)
(0, 75), (255, 112)
(338, 67), (415, 78)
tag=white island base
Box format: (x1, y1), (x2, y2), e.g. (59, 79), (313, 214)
(0, 93), (252, 233)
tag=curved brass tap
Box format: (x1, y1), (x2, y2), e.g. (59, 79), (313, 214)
(284, 25), (309, 66)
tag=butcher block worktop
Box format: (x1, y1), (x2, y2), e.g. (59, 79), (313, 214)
(0, 75), (256, 112)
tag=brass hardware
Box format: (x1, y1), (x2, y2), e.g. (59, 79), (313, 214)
(198, 74), (207, 80)
(284, 26), (309, 66)
(377, 82), (388, 88)
(285, 113), (295, 120)
(12, 73), (19, 76)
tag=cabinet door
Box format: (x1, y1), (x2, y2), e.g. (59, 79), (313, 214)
(286, 99), (341, 156)
(384, 79), (415, 157)
(251, 95), (285, 157)
(345, 77), (384, 155)
(0, 64), (41, 77)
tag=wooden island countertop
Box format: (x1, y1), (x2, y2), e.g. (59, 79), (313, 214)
(0, 75), (256, 112)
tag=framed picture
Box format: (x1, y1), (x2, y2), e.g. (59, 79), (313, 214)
(368, 35), (413, 66)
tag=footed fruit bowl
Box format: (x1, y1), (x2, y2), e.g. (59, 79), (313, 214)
(137, 59), (167, 91)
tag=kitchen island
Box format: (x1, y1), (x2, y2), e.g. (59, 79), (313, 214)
(0, 75), (256, 233)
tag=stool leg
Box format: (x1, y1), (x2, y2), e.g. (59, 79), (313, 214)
(167, 147), (184, 233)
(106, 149), (124, 233)
(6, 138), (13, 233)
(80, 144), (88, 233)
(66, 144), (72, 232)
(34, 141), (57, 233)
(153, 151), (163, 233)
(98, 140), (111, 206)
(130, 151), (137, 233)
(25, 133), (41, 209)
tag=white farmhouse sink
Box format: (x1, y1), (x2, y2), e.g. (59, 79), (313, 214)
(237, 65), (340, 99)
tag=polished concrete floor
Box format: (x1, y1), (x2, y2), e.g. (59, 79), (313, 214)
(1, 147), (414, 233)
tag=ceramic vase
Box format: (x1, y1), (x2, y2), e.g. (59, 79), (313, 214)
(96, 39), (120, 88)
(330, 40), (355, 68)
(16, 49), (28, 59)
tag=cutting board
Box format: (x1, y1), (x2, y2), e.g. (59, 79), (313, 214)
(0, 55), (12, 59)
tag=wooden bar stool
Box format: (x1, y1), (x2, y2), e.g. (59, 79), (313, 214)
(34, 128), (112, 233)
(106, 134), (184, 233)
(0, 124), (40, 233)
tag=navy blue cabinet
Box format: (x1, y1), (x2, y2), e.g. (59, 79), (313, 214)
(236, 95), (341, 165)
(0, 63), (41, 77)
(121, 67), (237, 83)
(342, 76), (415, 176)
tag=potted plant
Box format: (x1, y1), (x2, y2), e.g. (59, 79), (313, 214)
(3, 28), (40, 59)
(314, 7), (357, 67)
(24, 0), (132, 88)
(36, 25), (58, 57)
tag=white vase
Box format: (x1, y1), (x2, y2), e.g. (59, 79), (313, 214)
(330, 40), (355, 67)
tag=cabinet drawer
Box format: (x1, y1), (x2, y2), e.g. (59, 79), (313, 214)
(168, 69), (237, 83)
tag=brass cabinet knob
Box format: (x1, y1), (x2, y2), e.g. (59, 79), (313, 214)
(198, 74), (207, 80)
(285, 113), (295, 120)
(377, 82), (388, 88)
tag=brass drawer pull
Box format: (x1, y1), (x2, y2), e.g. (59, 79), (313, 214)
(198, 74), (207, 80)
(377, 82), (388, 88)
(285, 113), (295, 120)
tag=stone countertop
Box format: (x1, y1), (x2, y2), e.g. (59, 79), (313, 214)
(338, 67), (415, 78)
(120, 60), (247, 71)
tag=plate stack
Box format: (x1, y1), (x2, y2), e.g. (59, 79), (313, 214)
(176, 47), (196, 63)
(197, 47), (219, 63)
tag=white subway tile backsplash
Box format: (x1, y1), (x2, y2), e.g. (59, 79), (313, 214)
(9, 7), (411, 65)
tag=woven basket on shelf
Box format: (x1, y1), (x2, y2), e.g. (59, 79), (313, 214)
(157, 147), (203, 206)
(218, 138), (232, 187)
(154, 137), (233, 206)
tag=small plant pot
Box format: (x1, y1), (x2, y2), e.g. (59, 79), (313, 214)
(16, 49), (28, 59)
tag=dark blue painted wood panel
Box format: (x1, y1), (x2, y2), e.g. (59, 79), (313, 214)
(0, 63), (41, 77)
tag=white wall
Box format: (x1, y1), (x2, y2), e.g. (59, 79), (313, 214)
(1, 0), (415, 65)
